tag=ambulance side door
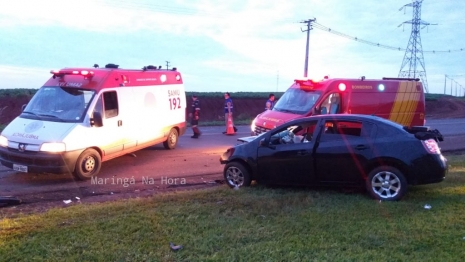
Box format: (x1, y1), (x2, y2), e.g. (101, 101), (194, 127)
(92, 91), (124, 156)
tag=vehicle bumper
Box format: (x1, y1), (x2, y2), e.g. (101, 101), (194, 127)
(178, 122), (187, 136)
(0, 146), (83, 174)
(219, 147), (235, 164)
(410, 154), (448, 185)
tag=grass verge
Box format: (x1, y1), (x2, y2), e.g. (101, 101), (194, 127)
(0, 155), (464, 261)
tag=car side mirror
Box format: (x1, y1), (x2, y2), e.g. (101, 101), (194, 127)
(91, 112), (103, 127)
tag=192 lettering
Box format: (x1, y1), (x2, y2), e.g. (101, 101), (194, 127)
(169, 97), (181, 110)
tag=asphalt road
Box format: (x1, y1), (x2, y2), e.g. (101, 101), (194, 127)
(0, 118), (464, 205)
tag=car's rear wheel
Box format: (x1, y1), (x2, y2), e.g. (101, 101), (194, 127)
(224, 162), (251, 188)
(366, 166), (407, 201)
(163, 128), (178, 149)
(73, 148), (101, 180)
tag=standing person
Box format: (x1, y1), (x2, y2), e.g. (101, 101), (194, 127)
(223, 92), (237, 134)
(189, 94), (201, 138)
(265, 93), (275, 110)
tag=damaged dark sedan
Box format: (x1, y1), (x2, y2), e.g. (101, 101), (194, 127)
(220, 114), (447, 201)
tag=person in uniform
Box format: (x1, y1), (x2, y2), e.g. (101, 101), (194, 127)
(265, 93), (275, 110)
(189, 94), (201, 138)
(223, 92), (237, 134)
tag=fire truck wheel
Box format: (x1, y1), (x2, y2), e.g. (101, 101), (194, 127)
(163, 128), (179, 150)
(73, 148), (102, 180)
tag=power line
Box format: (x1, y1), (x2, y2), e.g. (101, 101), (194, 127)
(312, 22), (464, 54)
(103, 0), (465, 54)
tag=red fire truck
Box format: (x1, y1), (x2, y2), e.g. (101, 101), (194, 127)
(252, 77), (425, 135)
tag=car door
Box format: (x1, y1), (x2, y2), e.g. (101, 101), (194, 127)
(257, 120), (318, 185)
(314, 118), (375, 184)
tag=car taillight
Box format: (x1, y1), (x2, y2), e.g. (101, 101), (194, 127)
(422, 139), (440, 154)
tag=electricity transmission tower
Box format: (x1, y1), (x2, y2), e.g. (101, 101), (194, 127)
(398, 0), (435, 93)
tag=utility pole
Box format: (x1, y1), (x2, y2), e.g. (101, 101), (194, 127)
(301, 18), (316, 78)
(445, 74), (465, 96)
(397, 0), (436, 93)
(276, 70), (279, 92)
(165, 61), (170, 70)
(444, 74), (447, 94)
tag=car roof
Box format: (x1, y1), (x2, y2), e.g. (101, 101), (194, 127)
(291, 114), (405, 129)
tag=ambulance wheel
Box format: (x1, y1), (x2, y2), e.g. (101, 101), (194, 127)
(163, 128), (179, 150)
(73, 148), (101, 180)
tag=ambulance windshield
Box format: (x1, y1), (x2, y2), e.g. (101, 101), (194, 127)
(273, 88), (320, 115)
(21, 86), (95, 123)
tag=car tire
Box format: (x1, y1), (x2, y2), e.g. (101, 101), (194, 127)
(73, 148), (101, 180)
(366, 166), (407, 201)
(163, 128), (179, 150)
(224, 162), (251, 188)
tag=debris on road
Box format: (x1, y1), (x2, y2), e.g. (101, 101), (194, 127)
(0, 196), (22, 207)
(170, 242), (183, 251)
(424, 204), (432, 210)
(63, 199), (72, 204)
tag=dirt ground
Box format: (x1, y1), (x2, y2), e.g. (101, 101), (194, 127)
(1, 95), (465, 125)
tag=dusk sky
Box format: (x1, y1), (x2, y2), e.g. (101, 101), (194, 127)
(1, 0), (464, 95)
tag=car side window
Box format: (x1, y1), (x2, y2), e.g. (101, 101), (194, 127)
(337, 121), (363, 136)
(321, 120), (369, 140)
(319, 93), (340, 114)
(270, 121), (318, 145)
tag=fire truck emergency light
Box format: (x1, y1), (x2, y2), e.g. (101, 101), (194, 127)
(338, 83), (347, 91)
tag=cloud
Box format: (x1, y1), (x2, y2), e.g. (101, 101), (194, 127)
(0, 65), (50, 89)
(0, 0), (463, 93)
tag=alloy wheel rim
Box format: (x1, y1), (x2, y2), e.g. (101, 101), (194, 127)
(226, 167), (244, 187)
(371, 171), (401, 199)
(169, 133), (177, 145)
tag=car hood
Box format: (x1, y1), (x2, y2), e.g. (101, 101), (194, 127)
(256, 110), (303, 129)
(237, 136), (258, 143)
(2, 117), (75, 145)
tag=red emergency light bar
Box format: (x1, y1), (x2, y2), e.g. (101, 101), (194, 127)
(50, 69), (94, 79)
(295, 78), (317, 90)
(294, 78), (313, 84)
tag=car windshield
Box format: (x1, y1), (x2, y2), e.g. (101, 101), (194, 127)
(21, 86), (95, 123)
(273, 88), (320, 115)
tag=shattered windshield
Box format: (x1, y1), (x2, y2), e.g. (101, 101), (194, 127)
(21, 86), (95, 123)
(273, 88), (320, 115)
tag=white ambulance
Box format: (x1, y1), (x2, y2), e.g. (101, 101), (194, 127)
(0, 64), (187, 180)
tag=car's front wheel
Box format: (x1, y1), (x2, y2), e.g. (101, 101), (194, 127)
(366, 166), (407, 201)
(224, 162), (251, 188)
